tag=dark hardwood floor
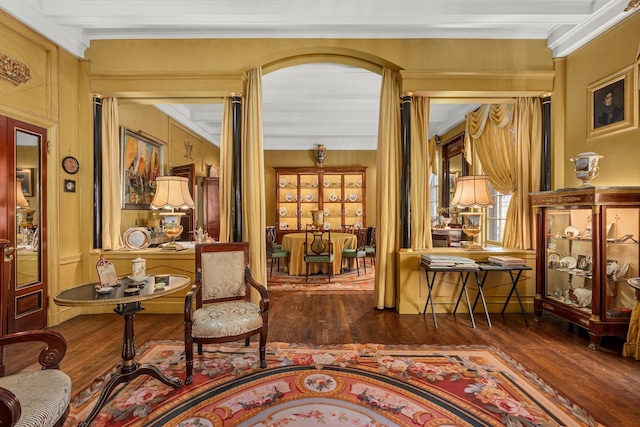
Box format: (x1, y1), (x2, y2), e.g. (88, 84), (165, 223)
(7, 290), (639, 426)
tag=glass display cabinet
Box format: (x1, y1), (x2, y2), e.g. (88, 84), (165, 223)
(275, 167), (366, 239)
(531, 187), (640, 349)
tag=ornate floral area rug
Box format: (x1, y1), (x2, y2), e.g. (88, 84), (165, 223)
(65, 341), (604, 427)
(267, 264), (375, 291)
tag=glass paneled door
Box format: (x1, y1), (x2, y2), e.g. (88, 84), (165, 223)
(0, 116), (47, 333)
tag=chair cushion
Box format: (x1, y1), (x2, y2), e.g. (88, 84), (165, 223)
(342, 249), (365, 258)
(268, 249), (289, 259)
(364, 246), (375, 254)
(304, 254), (334, 263)
(0, 369), (71, 427)
(192, 301), (263, 338)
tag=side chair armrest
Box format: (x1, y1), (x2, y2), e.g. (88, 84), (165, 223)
(245, 268), (270, 313)
(0, 330), (67, 371)
(184, 281), (202, 323)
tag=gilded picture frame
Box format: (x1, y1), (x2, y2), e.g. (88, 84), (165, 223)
(16, 168), (34, 197)
(587, 64), (638, 139)
(120, 127), (165, 209)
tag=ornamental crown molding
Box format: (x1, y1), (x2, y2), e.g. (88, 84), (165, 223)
(0, 54), (31, 86)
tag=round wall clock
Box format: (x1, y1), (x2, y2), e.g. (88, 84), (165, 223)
(62, 156), (79, 174)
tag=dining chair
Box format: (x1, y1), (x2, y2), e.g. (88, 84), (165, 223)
(341, 227), (367, 276)
(184, 242), (270, 384)
(365, 226), (376, 267)
(303, 225), (334, 282)
(266, 226), (290, 276)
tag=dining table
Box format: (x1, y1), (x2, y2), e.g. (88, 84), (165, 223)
(282, 232), (357, 276)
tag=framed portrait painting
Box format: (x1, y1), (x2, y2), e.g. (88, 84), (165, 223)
(16, 168), (34, 197)
(120, 127), (165, 209)
(587, 64), (638, 139)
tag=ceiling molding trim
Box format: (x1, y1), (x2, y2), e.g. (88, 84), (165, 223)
(155, 105), (220, 146)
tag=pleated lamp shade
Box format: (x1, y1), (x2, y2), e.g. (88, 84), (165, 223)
(16, 178), (29, 209)
(151, 176), (195, 210)
(450, 176), (494, 208)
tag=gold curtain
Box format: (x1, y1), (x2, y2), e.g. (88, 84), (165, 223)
(100, 97), (124, 250)
(241, 68), (267, 286)
(623, 302), (640, 359)
(464, 99), (541, 249)
(218, 97), (234, 243)
(410, 96), (432, 249)
(511, 97), (542, 249)
(375, 68), (402, 309)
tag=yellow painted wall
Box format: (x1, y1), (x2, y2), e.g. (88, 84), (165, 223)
(562, 12), (640, 188)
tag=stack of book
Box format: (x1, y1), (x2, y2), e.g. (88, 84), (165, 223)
(421, 254), (478, 269)
(487, 255), (526, 266)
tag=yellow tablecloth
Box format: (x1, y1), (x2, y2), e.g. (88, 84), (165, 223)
(282, 232), (357, 276)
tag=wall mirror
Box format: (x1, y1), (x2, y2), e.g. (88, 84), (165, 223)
(16, 129), (41, 288)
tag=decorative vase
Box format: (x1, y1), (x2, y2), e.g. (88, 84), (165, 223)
(310, 209), (324, 228)
(570, 152), (603, 187)
(313, 144), (327, 167)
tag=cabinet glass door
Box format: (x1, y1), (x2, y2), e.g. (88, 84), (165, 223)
(544, 208), (593, 314)
(603, 207), (638, 320)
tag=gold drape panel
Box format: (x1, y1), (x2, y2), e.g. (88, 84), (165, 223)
(375, 69), (402, 309)
(101, 97), (124, 250)
(511, 97), (541, 249)
(241, 68), (267, 286)
(623, 302), (640, 359)
(410, 97), (432, 249)
(464, 99), (541, 249)
(219, 97), (234, 243)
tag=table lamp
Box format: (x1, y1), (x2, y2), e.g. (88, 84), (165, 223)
(150, 176), (195, 251)
(450, 175), (494, 248)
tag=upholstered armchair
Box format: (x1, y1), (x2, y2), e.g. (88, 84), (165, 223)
(184, 242), (270, 385)
(0, 330), (71, 427)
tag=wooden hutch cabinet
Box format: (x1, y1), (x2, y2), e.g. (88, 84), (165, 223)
(274, 167), (366, 240)
(531, 187), (640, 349)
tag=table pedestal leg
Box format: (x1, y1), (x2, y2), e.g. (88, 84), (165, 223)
(79, 302), (183, 427)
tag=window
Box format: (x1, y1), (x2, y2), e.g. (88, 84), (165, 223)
(486, 185), (511, 244)
(429, 146), (440, 220)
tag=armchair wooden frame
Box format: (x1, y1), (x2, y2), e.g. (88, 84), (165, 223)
(0, 330), (70, 427)
(184, 242), (270, 385)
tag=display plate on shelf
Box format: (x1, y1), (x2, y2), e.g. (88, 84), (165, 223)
(560, 256), (577, 269)
(280, 221), (288, 230)
(305, 193), (313, 202)
(329, 193), (338, 202)
(285, 193), (294, 202)
(548, 253), (560, 263)
(323, 178), (330, 188)
(349, 193), (357, 202)
(279, 207), (287, 216)
(354, 222), (362, 229)
(355, 207), (363, 216)
(279, 178), (287, 188)
(324, 208), (330, 217)
(312, 179), (318, 187)
(323, 222), (331, 230)
(123, 227), (151, 250)
(356, 179), (362, 188)
(564, 225), (580, 238)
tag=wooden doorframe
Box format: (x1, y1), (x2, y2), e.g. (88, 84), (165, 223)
(1, 115), (48, 333)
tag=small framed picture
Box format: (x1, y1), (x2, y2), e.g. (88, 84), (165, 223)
(587, 64), (638, 139)
(577, 255), (591, 272)
(96, 256), (120, 288)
